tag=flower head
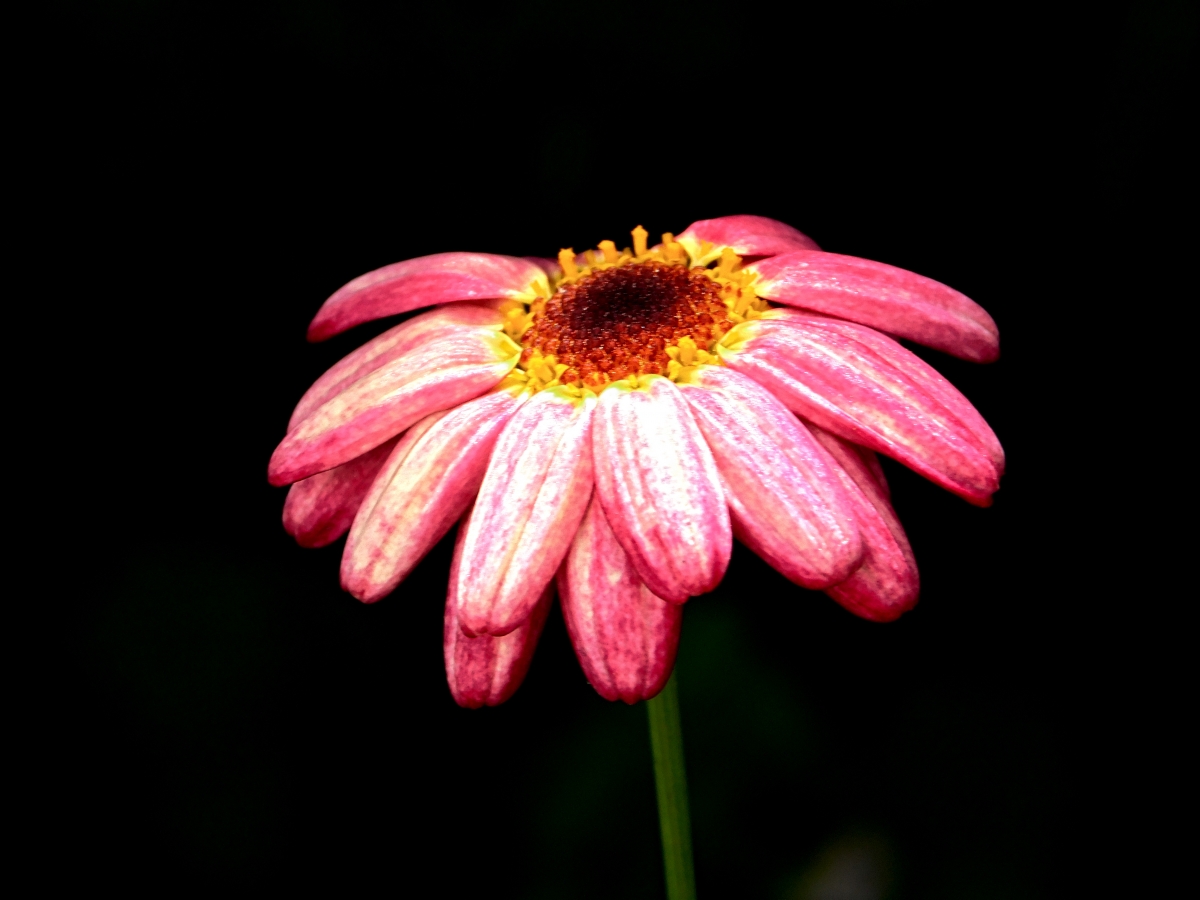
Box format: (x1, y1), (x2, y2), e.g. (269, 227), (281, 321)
(269, 215), (1003, 708)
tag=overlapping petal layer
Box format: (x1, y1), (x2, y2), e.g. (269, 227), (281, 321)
(444, 509), (553, 709)
(341, 387), (528, 603)
(807, 424), (919, 622)
(678, 214), (820, 263)
(268, 328), (519, 486)
(308, 252), (548, 342)
(282, 435), (400, 548)
(748, 251), (1000, 363)
(767, 309), (1005, 473)
(274, 215), (1004, 707)
(289, 304), (505, 431)
(720, 313), (1001, 505)
(592, 376), (731, 603)
(679, 367), (862, 588)
(559, 497), (682, 704)
(523, 256), (563, 280)
(456, 388), (595, 637)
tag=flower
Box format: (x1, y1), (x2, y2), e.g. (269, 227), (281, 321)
(269, 215), (1003, 708)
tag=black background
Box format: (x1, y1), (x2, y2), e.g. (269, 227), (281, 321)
(34, 1), (1192, 896)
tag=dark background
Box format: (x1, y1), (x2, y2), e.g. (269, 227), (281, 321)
(34, 1), (1192, 896)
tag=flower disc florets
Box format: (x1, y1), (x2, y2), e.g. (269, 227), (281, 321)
(507, 227), (768, 392)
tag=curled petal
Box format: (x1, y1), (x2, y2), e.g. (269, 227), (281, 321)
(720, 315), (1001, 506)
(522, 256), (563, 281)
(807, 424), (920, 622)
(679, 367), (862, 588)
(445, 510), (552, 709)
(282, 435), (400, 549)
(677, 214), (820, 264)
(558, 496), (682, 704)
(289, 304), (504, 431)
(592, 375), (731, 603)
(456, 388), (596, 637)
(748, 250), (1000, 363)
(308, 252), (549, 342)
(268, 329), (519, 486)
(341, 387), (528, 603)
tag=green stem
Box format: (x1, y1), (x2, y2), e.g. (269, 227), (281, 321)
(647, 670), (697, 900)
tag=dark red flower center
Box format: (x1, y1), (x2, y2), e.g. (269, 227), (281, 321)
(520, 261), (731, 389)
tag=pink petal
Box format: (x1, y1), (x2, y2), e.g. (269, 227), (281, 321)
(860, 447), (891, 499)
(308, 252), (548, 342)
(341, 387), (528, 603)
(807, 424), (920, 622)
(282, 435), (400, 549)
(268, 329), (519, 486)
(289, 304), (505, 432)
(522, 256), (563, 280)
(679, 367), (862, 589)
(766, 309), (1004, 474)
(455, 388), (596, 637)
(748, 250), (1000, 363)
(592, 376), (731, 603)
(720, 314), (1001, 505)
(677, 214), (820, 260)
(444, 509), (553, 709)
(558, 495), (682, 704)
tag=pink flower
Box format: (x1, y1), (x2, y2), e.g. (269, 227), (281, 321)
(270, 215), (1003, 708)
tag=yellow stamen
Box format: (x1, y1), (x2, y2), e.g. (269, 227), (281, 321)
(632, 225), (648, 257)
(503, 305), (534, 341)
(669, 336), (698, 367)
(497, 369), (531, 390)
(664, 335), (716, 382)
(599, 239), (620, 264)
(522, 352), (570, 391)
(717, 246), (739, 277)
(558, 248), (578, 279)
(661, 232), (685, 263)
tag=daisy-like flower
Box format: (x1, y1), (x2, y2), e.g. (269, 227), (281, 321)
(269, 215), (1003, 708)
